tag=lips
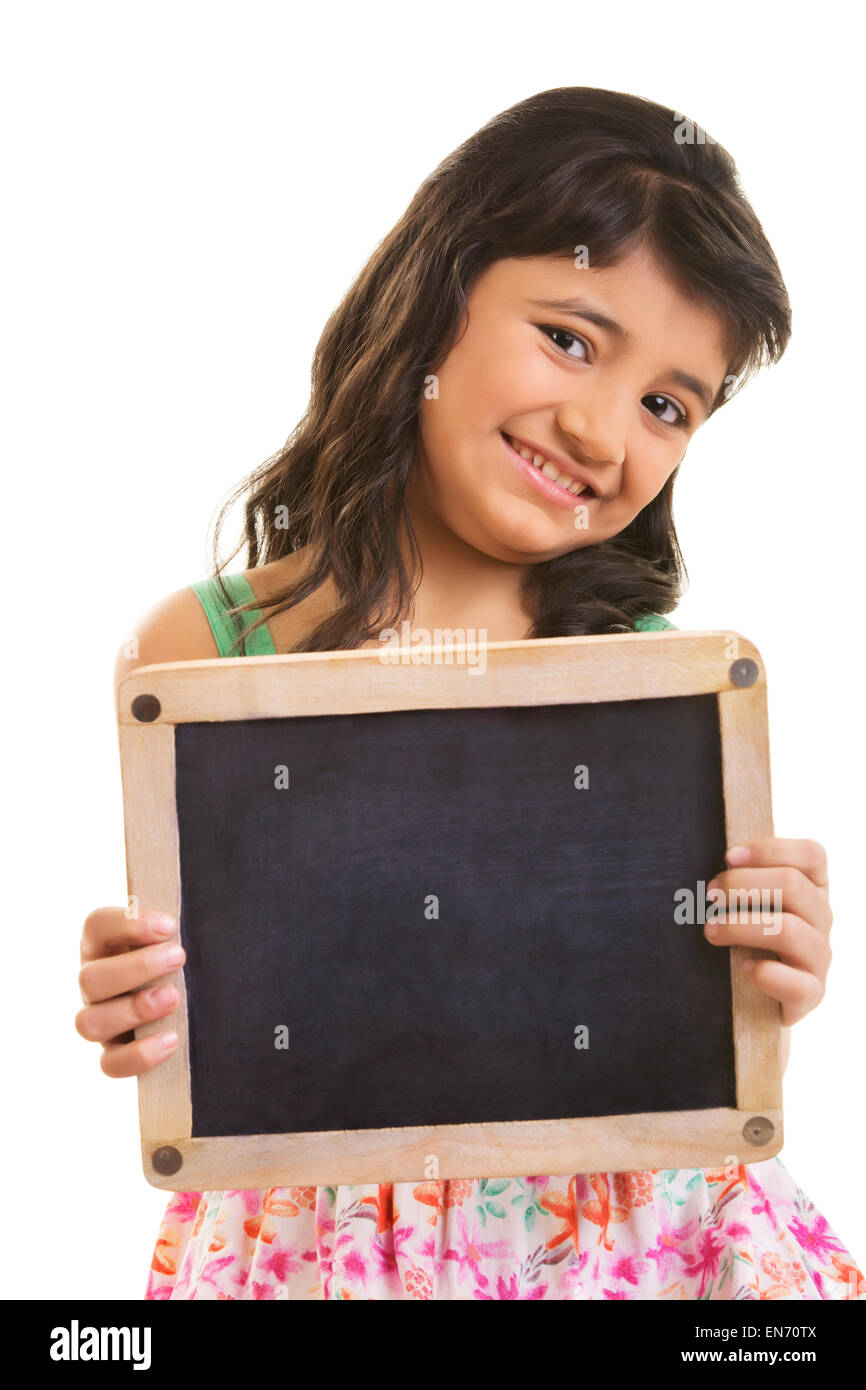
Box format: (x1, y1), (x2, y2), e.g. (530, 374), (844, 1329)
(500, 432), (596, 513)
(502, 432), (596, 496)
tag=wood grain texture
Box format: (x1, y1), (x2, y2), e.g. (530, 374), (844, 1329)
(141, 1105), (784, 1191)
(118, 722), (191, 1139)
(718, 681), (782, 1116)
(117, 630), (764, 725)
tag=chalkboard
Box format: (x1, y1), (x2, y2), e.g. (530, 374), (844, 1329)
(118, 631), (782, 1189)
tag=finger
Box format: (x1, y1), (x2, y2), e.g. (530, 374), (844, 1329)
(99, 1029), (180, 1080)
(707, 866), (832, 936)
(75, 983), (181, 1044)
(723, 838), (829, 891)
(704, 911), (831, 978)
(81, 906), (178, 963)
(740, 956), (825, 1027)
(78, 940), (185, 1006)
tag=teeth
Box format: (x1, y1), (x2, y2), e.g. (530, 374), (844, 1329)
(508, 436), (587, 495)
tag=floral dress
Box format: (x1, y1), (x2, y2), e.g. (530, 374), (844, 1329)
(146, 1162), (863, 1300)
(145, 577), (864, 1301)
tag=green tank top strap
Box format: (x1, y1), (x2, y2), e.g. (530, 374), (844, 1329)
(189, 573), (277, 657)
(633, 614), (677, 631)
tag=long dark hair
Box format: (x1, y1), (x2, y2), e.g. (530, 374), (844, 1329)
(209, 86), (791, 654)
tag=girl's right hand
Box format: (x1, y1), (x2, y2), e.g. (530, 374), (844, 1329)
(75, 906), (186, 1077)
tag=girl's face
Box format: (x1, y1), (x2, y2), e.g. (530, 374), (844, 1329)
(413, 244), (732, 564)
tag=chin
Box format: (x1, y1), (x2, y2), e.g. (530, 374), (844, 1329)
(479, 494), (578, 561)
(459, 514), (569, 565)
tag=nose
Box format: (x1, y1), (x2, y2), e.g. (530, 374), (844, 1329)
(557, 392), (627, 482)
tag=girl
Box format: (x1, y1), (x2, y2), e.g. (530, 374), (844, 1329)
(79, 86), (862, 1300)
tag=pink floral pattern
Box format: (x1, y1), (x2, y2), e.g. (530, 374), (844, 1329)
(146, 1159), (863, 1300)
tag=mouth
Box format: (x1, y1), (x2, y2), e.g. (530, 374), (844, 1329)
(500, 432), (598, 511)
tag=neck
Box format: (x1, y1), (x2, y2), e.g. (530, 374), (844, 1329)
(395, 477), (536, 643)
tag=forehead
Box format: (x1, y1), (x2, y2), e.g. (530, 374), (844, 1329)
(474, 249), (732, 384)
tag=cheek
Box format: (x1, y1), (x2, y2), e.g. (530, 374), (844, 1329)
(625, 450), (680, 506)
(434, 330), (547, 428)
(483, 339), (560, 418)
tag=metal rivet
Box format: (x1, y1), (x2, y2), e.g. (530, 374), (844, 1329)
(729, 658), (759, 688)
(151, 1145), (183, 1175)
(131, 694), (161, 722)
(742, 1116), (775, 1146)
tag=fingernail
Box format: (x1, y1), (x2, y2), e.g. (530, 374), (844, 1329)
(726, 845), (750, 865)
(147, 986), (177, 1008)
(157, 1031), (178, 1052)
(159, 943), (185, 967)
(146, 912), (176, 936)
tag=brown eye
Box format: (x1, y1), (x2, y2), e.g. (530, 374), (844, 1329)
(643, 393), (689, 429)
(539, 325), (590, 360)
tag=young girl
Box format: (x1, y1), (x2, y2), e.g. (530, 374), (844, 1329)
(79, 86), (863, 1300)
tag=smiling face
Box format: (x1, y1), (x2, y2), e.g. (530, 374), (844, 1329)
(412, 243), (732, 564)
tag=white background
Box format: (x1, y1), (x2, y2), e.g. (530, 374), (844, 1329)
(2, 1), (862, 1299)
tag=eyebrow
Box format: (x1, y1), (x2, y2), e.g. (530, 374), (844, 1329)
(528, 296), (717, 420)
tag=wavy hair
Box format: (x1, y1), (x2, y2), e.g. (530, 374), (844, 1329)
(208, 86), (792, 654)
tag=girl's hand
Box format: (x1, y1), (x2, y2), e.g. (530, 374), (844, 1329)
(75, 906), (186, 1077)
(705, 837), (833, 1027)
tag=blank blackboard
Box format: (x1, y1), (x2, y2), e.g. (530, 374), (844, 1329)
(176, 695), (732, 1137)
(118, 631), (782, 1188)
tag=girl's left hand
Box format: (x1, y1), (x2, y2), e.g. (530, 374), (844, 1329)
(705, 837), (833, 1027)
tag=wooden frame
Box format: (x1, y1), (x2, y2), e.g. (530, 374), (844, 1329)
(117, 630), (781, 1190)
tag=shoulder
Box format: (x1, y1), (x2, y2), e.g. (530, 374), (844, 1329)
(239, 549), (318, 606)
(239, 549), (339, 652)
(113, 583), (220, 703)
